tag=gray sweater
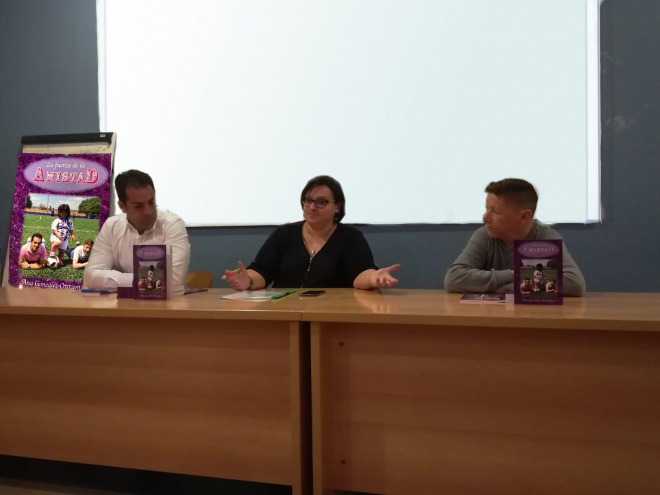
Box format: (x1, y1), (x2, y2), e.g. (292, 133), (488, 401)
(444, 220), (586, 296)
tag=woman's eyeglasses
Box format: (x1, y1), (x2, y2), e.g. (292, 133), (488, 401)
(302, 198), (336, 209)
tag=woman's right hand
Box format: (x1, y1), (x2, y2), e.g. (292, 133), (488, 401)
(225, 261), (252, 291)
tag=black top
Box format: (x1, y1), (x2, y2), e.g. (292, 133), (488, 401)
(248, 221), (378, 288)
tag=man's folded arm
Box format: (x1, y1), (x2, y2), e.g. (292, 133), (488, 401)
(444, 230), (512, 293)
(83, 223), (132, 289)
(165, 216), (191, 292)
(561, 243), (586, 297)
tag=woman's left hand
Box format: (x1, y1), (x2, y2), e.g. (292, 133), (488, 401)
(369, 264), (401, 288)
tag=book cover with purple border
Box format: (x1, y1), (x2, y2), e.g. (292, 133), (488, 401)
(514, 239), (563, 305)
(8, 153), (112, 290)
(133, 245), (168, 300)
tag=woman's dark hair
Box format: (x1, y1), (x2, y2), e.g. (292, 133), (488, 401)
(115, 170), (155, 204)
(300, 175), (346, 223)
(57, 204), (71, 219)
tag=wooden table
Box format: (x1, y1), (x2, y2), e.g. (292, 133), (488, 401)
(0, 287), (342, 495)
(303, 290), (660, 495)
(3, 288), (660, 495)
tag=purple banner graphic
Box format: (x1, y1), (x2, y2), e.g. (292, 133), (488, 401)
(8, 153), (112, 290)
(22, 156), (111, 194)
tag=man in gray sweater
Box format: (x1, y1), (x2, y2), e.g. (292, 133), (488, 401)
(444, 178), (586, 296)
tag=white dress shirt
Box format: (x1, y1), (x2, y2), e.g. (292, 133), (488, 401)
(83, 210), (190, 292)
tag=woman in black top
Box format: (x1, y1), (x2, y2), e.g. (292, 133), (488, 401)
(224, 176), (401, 290)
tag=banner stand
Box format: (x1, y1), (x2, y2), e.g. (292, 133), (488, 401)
(1, 133), (116, 288)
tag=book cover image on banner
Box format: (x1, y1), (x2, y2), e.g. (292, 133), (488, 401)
(8, 153), (112, 290)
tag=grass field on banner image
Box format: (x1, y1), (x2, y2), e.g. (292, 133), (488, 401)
(19, 196), (100, 282)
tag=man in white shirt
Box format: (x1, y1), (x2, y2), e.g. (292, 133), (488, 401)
(83, 170), (190, 292)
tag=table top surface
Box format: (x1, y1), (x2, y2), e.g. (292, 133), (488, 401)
(0, 287), (345, 321)
(1, 287), (660, 331)
(302, 289), (660, 331)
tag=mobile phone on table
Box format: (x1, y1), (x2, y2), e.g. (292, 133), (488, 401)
(300, 290), (326, 297)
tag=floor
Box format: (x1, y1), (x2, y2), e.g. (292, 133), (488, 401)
(0, 456), (291, 495)
(0, 478), (125, 495)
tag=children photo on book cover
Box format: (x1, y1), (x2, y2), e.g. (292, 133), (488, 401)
(514, 240), (563, 305)
(8, 154), (112, 290)
(133, 245), (169, 300)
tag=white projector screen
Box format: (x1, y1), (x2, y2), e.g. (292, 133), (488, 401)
(100, 0), (600, 226)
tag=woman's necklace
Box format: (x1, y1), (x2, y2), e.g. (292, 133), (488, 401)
(301, 223), (335, 288)
(303, 226), (318, 258)
(303, 223), (335, 258)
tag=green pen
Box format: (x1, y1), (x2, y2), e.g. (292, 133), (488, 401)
(271, 290), (297, 300)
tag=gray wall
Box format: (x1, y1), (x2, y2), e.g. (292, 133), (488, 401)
(0, 0), (100, 276)
(1, 0), (659, 292)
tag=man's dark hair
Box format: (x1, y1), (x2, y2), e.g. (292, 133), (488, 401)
(485, 178), (538, 213)
(524, 278), (530, 282)
(300, 175), (346, 223)
(57, 203), (71, 219)
(30, 233), (43, 242)
(115, 170), (155, 204)
(84, 239), (94, 247)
